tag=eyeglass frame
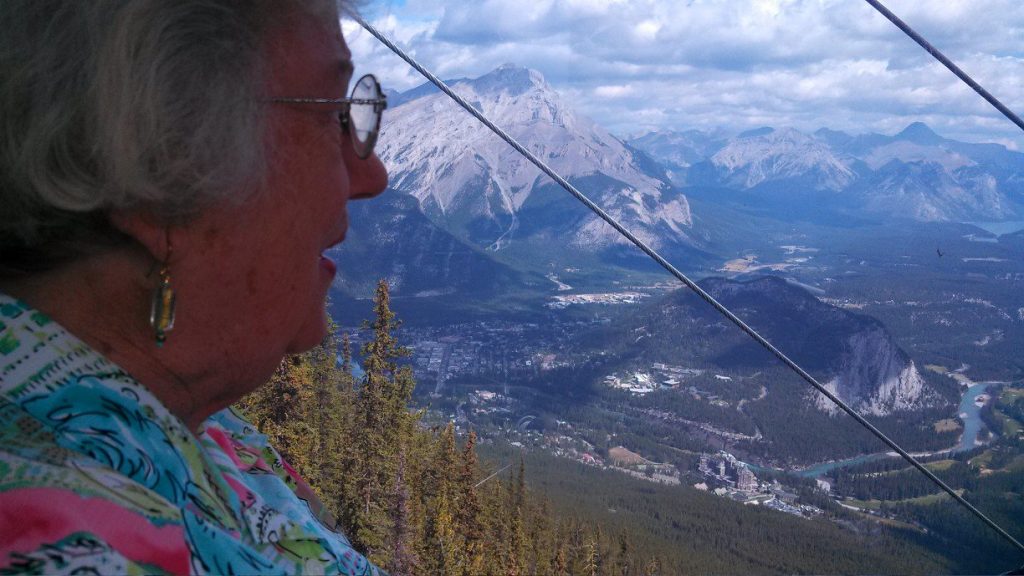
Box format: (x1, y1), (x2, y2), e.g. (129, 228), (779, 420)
(270, 73), (388, 159)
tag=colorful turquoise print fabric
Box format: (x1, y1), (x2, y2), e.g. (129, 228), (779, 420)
(0, 293), (383, 575)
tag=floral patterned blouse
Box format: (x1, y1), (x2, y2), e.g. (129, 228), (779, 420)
(0, 293), (383, 575)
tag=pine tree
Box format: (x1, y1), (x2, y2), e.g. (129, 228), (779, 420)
(422, 421), (475, 575)
(529, 497), (556, 575)
(389, 450), (418, 576)
(504, 458), (528, 576)
(456, 431), (484, 575)
(614, 531), (635, 576)
(304, 327), (347, 503)
(348, 279), (416, 565)
(341, 332), (353, 375)
(555, 538), (570, 576)
(582, 536), (599, 576)
(566, 517), (588, 576)
(514, 454), (526, 511)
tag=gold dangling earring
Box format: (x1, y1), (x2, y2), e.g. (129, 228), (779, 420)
(149, 237), (176, 347)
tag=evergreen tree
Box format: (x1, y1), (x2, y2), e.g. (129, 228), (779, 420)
(529, 498), (556, 575)
(614, 531), (635, 576)
(555, 538), (570, 576)
(348, 279), (416, 565)
(456, 431), (485, 574)
(582, 536), (599, 576)
(389, 450), (418, 576)
(341, 332), (352, 375)
(420, 422), (465, 575)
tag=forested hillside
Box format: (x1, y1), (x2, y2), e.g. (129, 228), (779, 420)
(238, 281), (657, 575)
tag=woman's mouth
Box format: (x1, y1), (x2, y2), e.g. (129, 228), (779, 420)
(319, 254), (337, 277)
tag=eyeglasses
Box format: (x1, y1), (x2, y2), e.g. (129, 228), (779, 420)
(271, 74), (388, 159)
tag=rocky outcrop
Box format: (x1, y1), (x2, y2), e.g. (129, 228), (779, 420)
(633, 276), (938, 416)
(813, 327), (928, 415)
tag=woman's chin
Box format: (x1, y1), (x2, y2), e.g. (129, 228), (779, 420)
(287, 315), (330, 355)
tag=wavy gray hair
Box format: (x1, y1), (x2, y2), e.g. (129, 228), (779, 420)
(0, 0), (344, 277)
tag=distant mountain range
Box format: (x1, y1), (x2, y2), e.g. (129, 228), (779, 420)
(336, 62), (1023, 300)
(635, 122), (1024, 222)
(377, 63), (1023, 264)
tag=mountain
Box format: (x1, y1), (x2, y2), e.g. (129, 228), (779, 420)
(627, 129), (728, 185)
(328, 193), (533, 299)
(694, 127), (857, 192)
(859, 159), (1008, 221)
(606, 276), (936, 416)
(377, 64), (694, 254)
(632, 123), (1024, 222)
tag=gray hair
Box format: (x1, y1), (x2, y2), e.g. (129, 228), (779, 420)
(0, 0), (345, 277)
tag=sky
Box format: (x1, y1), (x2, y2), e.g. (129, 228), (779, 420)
(343, 0), (1024, 149)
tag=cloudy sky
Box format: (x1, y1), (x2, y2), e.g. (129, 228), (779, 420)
(343, 0), (1024, 149)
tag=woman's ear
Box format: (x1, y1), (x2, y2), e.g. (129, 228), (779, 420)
(107, 209), (173, 262)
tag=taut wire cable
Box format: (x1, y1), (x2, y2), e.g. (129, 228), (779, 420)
(350, 12), (1024, 556)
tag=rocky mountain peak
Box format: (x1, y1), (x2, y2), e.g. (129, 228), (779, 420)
(708, 127), (855, 191)
(377, 63), (692, 254)
(896, 122), (945, 145)
(468, 63), (547, 97)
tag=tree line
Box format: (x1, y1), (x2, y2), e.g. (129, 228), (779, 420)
(238, 280), (662, 575)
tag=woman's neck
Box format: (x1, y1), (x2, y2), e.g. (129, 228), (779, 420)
(0, 250), (219, 432)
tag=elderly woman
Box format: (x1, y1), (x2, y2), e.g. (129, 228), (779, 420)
(0, 0), (387, 573)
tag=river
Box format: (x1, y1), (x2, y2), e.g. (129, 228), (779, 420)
(754, 382), (997, 478)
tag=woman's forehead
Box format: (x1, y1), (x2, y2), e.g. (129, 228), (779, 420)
(265, 13), (351, 95)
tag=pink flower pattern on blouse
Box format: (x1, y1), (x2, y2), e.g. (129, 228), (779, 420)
(0, 293), (383, 575)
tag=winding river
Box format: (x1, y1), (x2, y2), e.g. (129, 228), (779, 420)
(760, 382), (997, 478)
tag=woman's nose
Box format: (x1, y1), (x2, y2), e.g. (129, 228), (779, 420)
(347, 149), (388, 201)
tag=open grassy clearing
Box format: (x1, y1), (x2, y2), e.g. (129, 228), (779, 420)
(923, 459), (957, 472)
(1001, 387), (1024, 403)
(845, 498), (882, 510)
(608, 445), (651, 466)
(899, 490), (964, 506)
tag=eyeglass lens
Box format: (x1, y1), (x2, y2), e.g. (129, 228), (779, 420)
(350, 75), (381, 158)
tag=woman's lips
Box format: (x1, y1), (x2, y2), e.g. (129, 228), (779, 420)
(320, 228), (345, 278)
(319, 254), (337, 277)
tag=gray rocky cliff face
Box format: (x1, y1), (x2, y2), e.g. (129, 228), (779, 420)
(692, 277), (936, 416)
(813, 328), (928, 416)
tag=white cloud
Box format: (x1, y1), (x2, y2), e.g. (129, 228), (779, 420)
(594, 84), (636, 98)
(347, 0), (1024, 148)
(632, 20), (661, 42)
